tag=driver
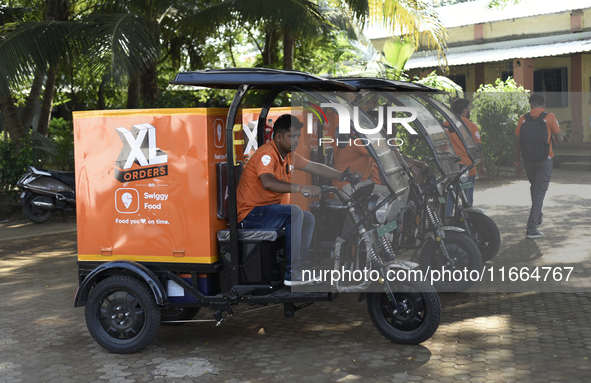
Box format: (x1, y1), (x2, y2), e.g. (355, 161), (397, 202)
(237, 114), (342, 286)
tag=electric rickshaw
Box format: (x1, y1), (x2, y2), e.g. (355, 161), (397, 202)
(73, 68), (441, 354)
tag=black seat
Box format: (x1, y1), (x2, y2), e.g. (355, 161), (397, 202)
(47, 170), (76, 190)
(217, 228), (284, 243)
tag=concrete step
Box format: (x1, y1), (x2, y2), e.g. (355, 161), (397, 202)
(558, 162), (591, 171)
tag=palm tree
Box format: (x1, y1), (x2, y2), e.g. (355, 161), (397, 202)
(0, 1), (159, 141)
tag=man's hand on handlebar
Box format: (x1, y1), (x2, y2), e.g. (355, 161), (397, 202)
(301, 185), (320, 198)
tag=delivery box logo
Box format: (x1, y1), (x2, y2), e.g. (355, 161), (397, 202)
(114, 123), (168, 183)
(115, 188), (140, 213)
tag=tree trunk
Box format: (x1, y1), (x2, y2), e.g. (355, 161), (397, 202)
(37, 65), (57, 136)
(98, 78), (106, 110)
(0, 97), (27, 145)
(263, 24), (279, 67)
(127, 75), (141, 109)
(20, 70), (45, 131)
(141, 63), (159, 106)
(283, 31), (295, 71)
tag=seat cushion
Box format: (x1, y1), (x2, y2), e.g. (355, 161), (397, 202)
(217, 228), (284, 242)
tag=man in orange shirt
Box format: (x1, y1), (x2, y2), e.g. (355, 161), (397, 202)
(515, 94), (562, 239)
(445, 98), (486, 221)
(237, 114), (342, 285)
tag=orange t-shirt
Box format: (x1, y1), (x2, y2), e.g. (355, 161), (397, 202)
(332, 144), (380, 188)
(445, 117), (482, 176)
(515, 107), (561, 158)
(237, 141), (309, 222)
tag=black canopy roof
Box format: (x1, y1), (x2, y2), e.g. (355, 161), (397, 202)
(330, 77), (440, 92)
(170, 68), (356, 91)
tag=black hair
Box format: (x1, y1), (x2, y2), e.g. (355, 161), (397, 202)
(273, 114), (303, 136)
(452, 98), (471, 114)
(529, 94), (545, 107)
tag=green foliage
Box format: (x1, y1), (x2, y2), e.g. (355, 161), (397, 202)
(30, 118), (74, 171)
(471, 78), (530, 176)
(0, 135), (32, 196)
(415, 71), (463, 97)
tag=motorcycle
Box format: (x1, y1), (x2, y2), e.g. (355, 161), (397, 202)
(17, 166), (76, 223)
(300, 89), (482, 293)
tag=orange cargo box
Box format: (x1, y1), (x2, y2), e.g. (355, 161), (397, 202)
(73, 108), (238, 265)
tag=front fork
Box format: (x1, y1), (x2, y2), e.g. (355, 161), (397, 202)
(449, 188), (473, 237)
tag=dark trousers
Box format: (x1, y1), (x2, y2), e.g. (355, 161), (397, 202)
(523, 158), (553, 231)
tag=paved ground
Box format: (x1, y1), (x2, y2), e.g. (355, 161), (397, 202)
(1, 169), (591, 383)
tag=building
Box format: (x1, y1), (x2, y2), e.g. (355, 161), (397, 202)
(369, 0), (591, 145)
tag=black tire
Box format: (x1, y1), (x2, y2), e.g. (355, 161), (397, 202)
(419, 230), (482, 292)
(465, 212), (501, 263)
(85, 276), (160, 354)
(23, 195), (54, 223)
(367, 280), (441, 345)
(160, 307), (200, 324)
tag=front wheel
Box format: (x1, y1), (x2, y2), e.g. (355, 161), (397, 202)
(464, 212), (500, 263)
(23, 194), (54, 223)
(85, 276), (160, 354)
(419, 230), (482, 292)
(367, 280), (441, 345)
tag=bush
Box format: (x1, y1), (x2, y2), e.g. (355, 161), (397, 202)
(0, 136), (32, 197)
(471, 78), (530, 176)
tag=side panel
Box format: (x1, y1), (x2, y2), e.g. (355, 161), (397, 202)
(74, 108), (231, 264)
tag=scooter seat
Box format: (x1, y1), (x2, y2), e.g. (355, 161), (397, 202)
(217, 228), (284, 243)
(48, 170), (76, 189)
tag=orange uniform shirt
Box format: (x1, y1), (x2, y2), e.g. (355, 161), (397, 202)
(332, 144), (380, 189)
(445, 117), (482, 176)
(515, 107), (561, 158)
(237, 141), (309, 222)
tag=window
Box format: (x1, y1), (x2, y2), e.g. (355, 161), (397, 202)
(534, 67), (568, 107)
(446, 74), (466, 93)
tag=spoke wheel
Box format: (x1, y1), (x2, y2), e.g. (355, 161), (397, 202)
(367, 280), (440, 344)
(85, 276), (160, 354)
(419, 230), (482, 292)
(465, 212), (500, 262)
(24, 195), (54, 223)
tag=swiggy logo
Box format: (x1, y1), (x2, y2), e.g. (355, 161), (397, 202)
(114, 123), (168, 183)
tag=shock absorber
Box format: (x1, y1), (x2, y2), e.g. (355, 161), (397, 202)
(426, 203), (443, 228)
(378, 233), (397, 263)
(460, 188), (470, 207)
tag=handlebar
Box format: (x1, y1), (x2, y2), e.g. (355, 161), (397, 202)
(302, 185), (337, 198)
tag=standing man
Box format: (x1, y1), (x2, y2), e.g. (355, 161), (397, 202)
(446, 98), (486, 221)
(237, 114), (342, 285)
(515, 94), (562, 239)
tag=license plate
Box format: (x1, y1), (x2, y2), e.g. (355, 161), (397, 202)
(377, 221), (397, 237)
(461, 182), (473, 190)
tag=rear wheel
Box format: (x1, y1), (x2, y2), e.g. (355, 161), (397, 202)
(464, 212), (500, 263)
(24, 194), (54, 223)
(367, 280), (441, 344)
(419, 230), (482, 292)
(85, 276), (160, 354)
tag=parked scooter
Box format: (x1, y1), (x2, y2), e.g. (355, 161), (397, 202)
(17, 166), (76, 223)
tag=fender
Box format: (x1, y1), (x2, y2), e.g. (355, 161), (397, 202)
(19, 191), (33, 205)
(463, 207), (487, 215)
(440, 226), (466, 233)
(74, 260), (167, 307)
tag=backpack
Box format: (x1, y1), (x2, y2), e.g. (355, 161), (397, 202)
(520, 112), (551, 162)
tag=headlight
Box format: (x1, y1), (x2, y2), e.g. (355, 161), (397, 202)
(460, 172), (469, 184)
(375, 196), (389, 224)
(436, 182), (444, 196)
